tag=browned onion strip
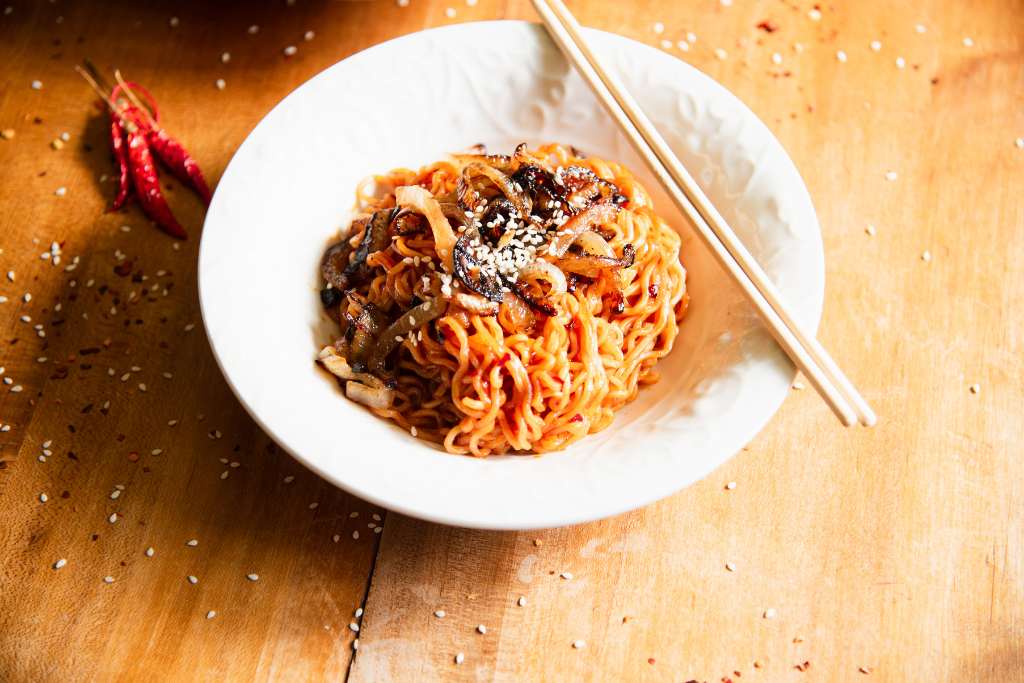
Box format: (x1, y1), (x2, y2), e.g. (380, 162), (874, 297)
(365, 299), (448, 373)
(571, 230), (616, 258)
(458, 162), (532, 219)
(501, 291), (535, 333)
(516, 259), (567, 295)
(396, 185), (458, 272)
(547, 204), (620, 257)
(558, 244), (636, 278)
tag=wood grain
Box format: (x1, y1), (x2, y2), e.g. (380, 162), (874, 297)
(1, 0), (1022, 681)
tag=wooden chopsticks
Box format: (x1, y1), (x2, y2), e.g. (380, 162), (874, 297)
(531, 0), (876, 427)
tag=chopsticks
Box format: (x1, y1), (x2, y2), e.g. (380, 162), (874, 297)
(531, 0), (876, 427)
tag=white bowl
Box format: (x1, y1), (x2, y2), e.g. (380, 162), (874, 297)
(199, 21), (824, 530)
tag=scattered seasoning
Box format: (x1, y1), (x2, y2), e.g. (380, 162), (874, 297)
(725, 481), (737, 490)
(476, 624), (487, 634)
(215, 79), (226, 91)
(247, 573), (259, 582)
(660, 39), (672, 50)
(283, 45), (298, 57)
(31, 80), (43, 90)
(303, 30), (315, 41)
(54, 558), (67, 570)
(0, 129), (14, 140)
(560, 571), (574, 580)
(865, 224), (877, 236)
(454, 652), (465, 665)
(836, 50), (848, 63)
(187, 575), (199, 584)
(444, 7), (456, 17)
(145, 547), (155, 557)
(186, 539), (198, 547)
(755, 20), (778, 33)
(914, 23), (927, 34)
(969, 383), (980, 394)
(652, 22), (664, 34)
(795, 661), (811, 672)
(39, 493), (49, 503)
(714, 47), (728, 60)
(348, 622), (360, 632)
(108, 513), (118, 523)
(517, 596), (527, 607)
(725, 562), (736, 572)
(206, 610), (217, 619)
(808, 8), (821, 20)
(771, 52), (782, 65)
(763, 608), (777, 619)
(104, 575), (115, 584)
(169, 16), (179, 27)
(572, 640), (586, 649)
(221, 51), (231, 63)
(962, 37), (974, 47)
(792, 380), (805, 390)
(895, 56), (906, 69)
(921, 250), (932, 262)
(885, 171), (899, 181)
(859, 666), (872, 674)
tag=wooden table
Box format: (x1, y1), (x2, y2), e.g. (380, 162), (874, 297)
(1, 1), (1021, 680)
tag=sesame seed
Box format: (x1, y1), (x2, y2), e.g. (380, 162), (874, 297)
(476, 624), (487, 634)
(921, 250), (932, 262)
(39, 493), (48, 503)
(792, 380), (805, 390)
(110, 490), (121, 500)
(248, 24), (259, 34)
(5, 271), (13, 282)
(349, 622), (360, 632)
(353, 531), (360, 540)
(53, 558), (67, 569)
(220, 471), (229, 480)
(355, 607), (364, 618)
(31, 80), (43, 90)
(895, 56), (906, 69)
(221, 51), (231, 63)
(247, 573), (260, 581)
(518, 596), (526, 606)
(103, 576), (115, 584)
(309, 502), (319, 510)
(188, 575), (198, 584)
(1015, 138), (1024, 149)
(109, 513), (118, 523)
(349, 511), (359, 518)
(54, 186), (66, 196)
(169, 16), (179, 27)
(660, 39), (672, 50)
(283, 45), (298, 57)
(42, 440), (51, 448)
(145, 547), (155, 557)
(764, 608), (777, 619)
(186, 539), (198, 547)
(836, 50), (847, 63)
(714, 47), (728, 60)
(572, 640), (586, 649)
(435, 609), (446, 618)
(885, 171), (898, 181)
(352, 639), (359, 650)
(865, 224), (877, 236)
(0, 129), (14, 140)
(962, 37), (974, 47)
(915, 23), (926, 34)
(969, 383), (980, 394)
(771, 52), (782, 65)
(283, 475), (295, 484)
(808, 8), (821, 20)
(397, 0), (409, 7)
(455, 653), (465, 664)
(410, 425), (418, 437)
(686, 31), (697, 43)
(725, 562), (736, 572)
(726, 481), (737, 490)
(206, 610), (217, 619)
(560, 571), (573, 580)
(215, 78), (226, 91)
(652, 22), (664, 34)
(168, 419), (178, 427)
(304, 30), (315, 41)
(374, 527), (382, 534)
(444, 7), (455, 17)
(333, 534), (340, 542)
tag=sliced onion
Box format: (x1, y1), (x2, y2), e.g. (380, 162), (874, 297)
(458, 162), (532, 218)
(345, 381), (394, 409)
(547, 204), (620, 257)
(501, 291), (535, 332)
(571, 230), (615, 258)
(558, 244), (636, 278)
(452, 291), (499, 316)
(364, 299), (448, 373)
(396, 185), (457, 272)
(318, 346), (384, 387)
(517, 259), (567, 295)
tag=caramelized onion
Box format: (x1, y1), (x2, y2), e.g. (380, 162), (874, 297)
(452, 292), (500, 316)
(396, 185), (457, 272)
(547, 204), (620, 257)
(345, 381), (394, 409)
(501, 291), (535, 333)
(558, 244), (636, 278)
(365, 299), (448, 373)
(458, 162), (532, 219)
(516, 259), (567, 296)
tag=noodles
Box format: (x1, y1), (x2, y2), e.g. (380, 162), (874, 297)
(316, 143), (688, 456)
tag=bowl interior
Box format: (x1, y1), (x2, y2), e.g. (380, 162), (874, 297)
(199, 21), (824, 529)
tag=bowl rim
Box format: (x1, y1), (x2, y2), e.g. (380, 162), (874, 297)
(198, 20), (824, 530)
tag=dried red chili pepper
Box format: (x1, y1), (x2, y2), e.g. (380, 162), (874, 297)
(109, 112), (132, 210)
(125, 127), (186, 239)
(147, 127), (211, 205)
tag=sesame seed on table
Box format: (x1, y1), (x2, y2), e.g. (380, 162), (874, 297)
(0, 1), (1020, 681)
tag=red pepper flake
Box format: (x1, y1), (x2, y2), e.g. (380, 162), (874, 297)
(113, 260), (133, 277)
(795, 661), (811, 672)
(756, 19), (779, 32)
(648, 282), (659, 299)
(570, 414), (583, 423)
(647, 658), (656, 665)
(496, 352), (511, 366)
(127, 451), (139, 462)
